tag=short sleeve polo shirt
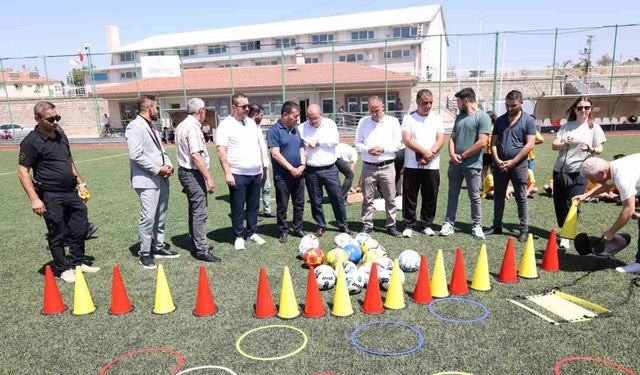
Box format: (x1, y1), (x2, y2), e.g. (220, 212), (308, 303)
(19, 126), (76, 192)
(267, 120), (304, 180)
(493, 111), (537, 167)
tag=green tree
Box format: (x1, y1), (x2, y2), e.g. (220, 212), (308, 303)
(66, 68), (85, 87)
(597, 54), (613, 66)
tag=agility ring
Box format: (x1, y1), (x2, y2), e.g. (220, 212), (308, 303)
(236, 324), (308, 361)
(553, 356), (635, 375)
(100, 347), (185, 375)
(176, 365), (238, 375)
(351, 320), (425, 356)
(427, 297), (489, 324)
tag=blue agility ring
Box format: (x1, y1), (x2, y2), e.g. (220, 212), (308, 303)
(351, 320), (425, 356)
(427, 297), (490, 324)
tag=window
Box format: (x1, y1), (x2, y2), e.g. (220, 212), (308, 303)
(339, 54), (364, 62)
(322, 99), (334, 114)
(208, 45), (227, 55)
(146, 50), (165, 56)
(351, 30), (374, 41)
(219, 106), (228, 117)
(305, 57), (319, 64)
(120, 71), (137, 79)
(120, 102), (137, 121)
(392, 26), (417, 38)
(347, 96), (358, 112)
(384, 49), (411, 59)
(9, 72), (19, 80)
(170, 103), (181, 109)
(120, 52), (136, 62)
(261, 103), (271, 116)
(218, 64), (239, 68)
(312, 34), (334, 45)
(177, 47), (195, 57)
(275, 38), (296, 48)
(360, 97), (369, 113)
(94, 73), (109, 81)
(240, 41), (261, 52)
(29, 71), (40, 79)
(254, 60), (279, 66)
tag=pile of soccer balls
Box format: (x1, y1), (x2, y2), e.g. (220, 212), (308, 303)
(298, 233), (422, 295)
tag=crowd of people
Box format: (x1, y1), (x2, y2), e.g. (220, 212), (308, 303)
(17, 88), (640, 282)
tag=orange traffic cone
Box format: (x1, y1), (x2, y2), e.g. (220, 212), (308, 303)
(361, 262), (384, 314)
(41, 265), (67, 315)
(108, 265), (134, 315)
(303, 266), (326, 318)
(449, 247), (469, 295)
(411, 255), (432, 304)
(498, 237), (518, 283)
(253, 267), (276, 318)
(541, 228), (560, 272)
(193, 266), (218, 317)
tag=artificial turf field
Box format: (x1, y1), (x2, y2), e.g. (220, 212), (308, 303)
(0, 133), (638, 374)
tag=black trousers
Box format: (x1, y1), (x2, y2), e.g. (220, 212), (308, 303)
(305, 164), (348, 229)
(41, 191), (88, 274)
(275, 177), (305, 234)
(402, 168), (440, 229)
(553, 170), (587, 227)
(229, 173), (261, 238)
(394, 149), (404, 195)
(335, 158), (354, 200)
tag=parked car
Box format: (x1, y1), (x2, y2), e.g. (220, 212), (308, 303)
(0, 124), (34, 139)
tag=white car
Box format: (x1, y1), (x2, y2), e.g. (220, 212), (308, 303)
(0, 124), (33, 139)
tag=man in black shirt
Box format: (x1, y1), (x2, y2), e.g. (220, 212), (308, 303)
(18, 101), (99, 283)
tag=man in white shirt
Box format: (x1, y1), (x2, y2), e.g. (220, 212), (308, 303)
(335, 143), (358, 200)
(216, 94), (267, 250)
(299, 104), (352, 237)
(576, 154), (640, 273)
(401, 89), (445, 238)
(355, 96), (403, 237)
(175, 98), (220, 262)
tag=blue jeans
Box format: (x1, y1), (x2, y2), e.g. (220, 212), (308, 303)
(444, 165), (482, 228)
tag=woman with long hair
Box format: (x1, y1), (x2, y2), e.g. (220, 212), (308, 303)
(551, 97), (606, 248)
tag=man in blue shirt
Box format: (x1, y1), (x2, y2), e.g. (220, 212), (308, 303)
(267, 101), (306, 243)
(484, 90), (536, 242)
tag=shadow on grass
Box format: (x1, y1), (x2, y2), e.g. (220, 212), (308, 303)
(37, 255), (96, 276)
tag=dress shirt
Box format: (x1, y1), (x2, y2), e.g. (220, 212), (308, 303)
(354, 115), (402, 163)
(298, 117), (339, 167)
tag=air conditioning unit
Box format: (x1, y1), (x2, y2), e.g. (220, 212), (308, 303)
(365, 54), (373, 61)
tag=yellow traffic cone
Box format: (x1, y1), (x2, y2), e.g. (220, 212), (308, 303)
(331, 263), (354, 317)
(153, 264), (177, 314)
(559, 200), (579, 239)
(277, 266), (300, 319)
(470, 244), (491, 291)
(518, 234), (539, 279)
(384, 259), (406, 310)
(431, 249), (450, 298)
(72, 266), (96, 315)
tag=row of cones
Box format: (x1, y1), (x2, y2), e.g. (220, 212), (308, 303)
(42, 264), (218, 317)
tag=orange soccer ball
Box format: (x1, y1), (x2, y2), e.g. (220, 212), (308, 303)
(303, 248), (326, 267)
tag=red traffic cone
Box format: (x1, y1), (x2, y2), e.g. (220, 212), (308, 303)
(303, 266), (326, 318)
(42, 265), (67, 315)
(253, 267), (276, 318)
(498, 237), (518, 283)
(541, 228), (560, 272)
(449, 247), (469, 295)
(411, 254), (433, 304)
(361, 263), (384, 314)
(193, 266), (218, 317)
(109, 265), (134, 315)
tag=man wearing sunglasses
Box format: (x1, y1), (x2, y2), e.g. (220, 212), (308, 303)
(18, 101), (99, 283)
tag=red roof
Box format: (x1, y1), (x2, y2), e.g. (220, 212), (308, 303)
(0, 69), (60, 84)
(97, 62), (416, 95)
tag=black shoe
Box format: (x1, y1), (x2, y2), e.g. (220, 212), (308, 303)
(292, 230), (305, 238)
(139, 255), (157, 270)
(362, 226), (374, 234)
(279, 232), (289, 243)
(153, 247), (180, 259)
(196, 252), (221, 262)
(315, 227), (326, 237)
(518, 230), (529, 243)
(483, 227), (503, 236)
(386, 226), (402, 238)
(339, 227), (353, 235)
(263, 212), (276, 218)
(86, 223), (98, 239)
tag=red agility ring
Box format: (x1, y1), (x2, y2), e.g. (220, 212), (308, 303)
(100, 347), (185, 375)
(553, 356), (636, 375)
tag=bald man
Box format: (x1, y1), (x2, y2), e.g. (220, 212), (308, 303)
(298, 104), (351, 237)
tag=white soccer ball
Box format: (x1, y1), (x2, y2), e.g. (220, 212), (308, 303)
(298, 234), (320, 258)
(378, 268), (405, 290)
(314, 265), (336, 290)
(354, 232), (372, 247)
(375, 256), (394, 271)
(358, 262), (372, 285)
(340, 261), (358, 276)
(398, 249), (421, 272)
(345, 269), (365, 294)
(334, 233), (353, 248)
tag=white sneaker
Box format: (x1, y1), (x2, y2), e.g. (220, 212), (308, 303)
(248, 233), (266, 245)
(421, 227), (436, 236)
(234, 237), (246, 250)
(59, 269), (75, 283)
(559, 238), (571, 249)
(80, 264), (100, 273)
(615, 263), (640, 273)
(402, 229), (413, 238)
(439, 222), (454, 237)
(472, 226), (485, 240)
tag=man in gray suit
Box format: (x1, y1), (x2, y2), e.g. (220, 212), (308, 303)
(126, 95), (179, 269)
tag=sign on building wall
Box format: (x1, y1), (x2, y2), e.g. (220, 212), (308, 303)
(140, 56), (181, 78)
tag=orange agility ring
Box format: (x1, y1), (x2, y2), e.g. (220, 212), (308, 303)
(100, 347), (185, 375)
(553, 356), (635, 375)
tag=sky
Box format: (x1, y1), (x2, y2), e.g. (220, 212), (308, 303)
(1, 0), (639, 80)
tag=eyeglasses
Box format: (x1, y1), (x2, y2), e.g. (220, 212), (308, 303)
(41, 115), (61, 123)
(576, 106), (591, 111)
(418, 101), (433, 105)
(234, 104), (249, 110)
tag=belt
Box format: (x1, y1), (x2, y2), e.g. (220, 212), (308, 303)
(363, 159), (394, 167)
(306, 164), (334, 171)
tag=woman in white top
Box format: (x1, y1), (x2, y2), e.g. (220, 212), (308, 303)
(551, 97), (606, 248)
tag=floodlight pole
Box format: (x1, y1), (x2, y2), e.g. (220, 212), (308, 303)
(41, 55), (53, 99)
(179, 54), (187, 108)
(491, 31), (499, 111)
(228, 45), (234, 95)
(609, 24), (618, 93)
(550, 28), (558, 96)
(280, 45), (286, 102)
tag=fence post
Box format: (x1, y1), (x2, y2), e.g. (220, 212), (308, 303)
(85, 46), (103, 143)
(491, 31), (499, 111)
(550, 28), (558, 96)
(280, 44), (286, 102)
(179, 54), (187, 108)
(332, 40), (336, 122)
(42, 55), (53, 99)
(134, 51), (140, 98)
(609, 24), (618, 93)
(228, 45), (234, 95)
(384, 37), (388, 110)
(439, 33), (443, 114)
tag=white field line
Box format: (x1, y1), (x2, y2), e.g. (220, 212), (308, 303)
(0, 152), (128, 177)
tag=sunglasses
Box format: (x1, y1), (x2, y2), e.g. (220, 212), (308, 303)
(41, 115), (61, 123)
(576, 106), (591, 111)
(234, 104), (249, 110)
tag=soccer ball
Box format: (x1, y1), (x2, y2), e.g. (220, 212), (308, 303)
(398, 249), (421, 272)
(314, 264), (336, 290)
(340, 261), (358, 276)
(345, 269), (366, 294)
(326, 248), (348, 268)
(303, 248), (326, 268)
(379, 268), (405, 290)
(361, 248), (385, 264)
(375, 256), (394, 271)
(343, 244), (363, 264)
(358, 263), (372, 285)
(334, 233), (353, 248)
(298, 234), (320, 258)
(354, 232), (372, 247)
(360, 238), (379, 254)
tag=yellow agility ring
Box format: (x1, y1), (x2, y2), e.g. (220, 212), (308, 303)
(235, 324), (308, 361)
